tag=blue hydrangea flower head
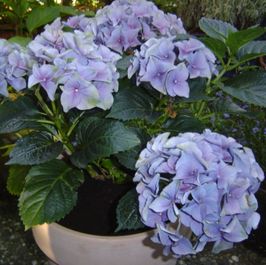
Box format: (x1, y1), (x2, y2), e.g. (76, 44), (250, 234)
(128, 37), (217, 98)
(134, 130), (264, 257)
(27, 18), (121, 112)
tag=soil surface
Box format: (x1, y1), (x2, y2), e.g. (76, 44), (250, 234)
(0, 177), (266, 265)
(59, 176), (134, 235)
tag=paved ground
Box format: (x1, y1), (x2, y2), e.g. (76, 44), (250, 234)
(0, 195), (266, 265)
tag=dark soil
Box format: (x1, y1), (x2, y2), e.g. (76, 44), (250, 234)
(59, 176), (134, 235)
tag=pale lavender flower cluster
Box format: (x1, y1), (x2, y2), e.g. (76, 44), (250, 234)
(0, 39), (34, 97)
(128, 38), (217, 98)
(28, 18), (120, 112)
(134, 130), (264, 257)
(65, 0), (186, 53)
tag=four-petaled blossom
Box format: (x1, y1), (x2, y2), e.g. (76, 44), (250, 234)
(28, 64), (58, 100)
(134, 130), (264, 257)
(165, 63), (189, 97)
(60, 78), (99, 112)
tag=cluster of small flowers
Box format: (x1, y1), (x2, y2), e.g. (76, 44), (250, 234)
(28, 18), (120, 112)
(0, 39), (34, 97)
(65, 0), (186, 53)
(134, 130), (264, 257)
(128, 37), (217, 98)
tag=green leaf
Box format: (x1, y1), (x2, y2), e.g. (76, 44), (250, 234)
(201, 37), (227, 61)
(71, 117), (140, 168)
(179, 78), (211, 103)
(116, 55), (133, 78)
(19, 160), (84, 229)
(7, 132), (63, 165)
(7, 165), (30, 196)
(83, 10), (95, 17)
(221, 71), (266, 107)
(107, 86), (159, 122)
(163, 114), (204, 134)
(226, 27), (265, 55)
(115, 189), (145, 232)
(238, 41), (266, 60)
(8, 36), (31, 47)
(0, 97), (40, 134)
(199, 17), (237, 42)
(56, 5), (79, 16)
(116, 128), (149, 170)
(212, 97), (247, 114)
(117, 55), (133, 71)
(26, 6), (60, 33)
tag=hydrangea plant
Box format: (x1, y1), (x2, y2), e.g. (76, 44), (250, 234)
(0, 0), (265, 260)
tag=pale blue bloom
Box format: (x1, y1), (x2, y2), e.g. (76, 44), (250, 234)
(134, 130), (264, 257)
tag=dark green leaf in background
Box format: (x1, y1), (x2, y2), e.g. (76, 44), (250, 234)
(116, 189), (145, 232)
(116, 128), (149, 170)
(238, 41), (266, 61)
(226, 27), (265, 55)
(163, 114), (204, 134)
(222, 71), (266, 108)
(199, 18), (237, 42)
(201, 37), (227, 61)
(7, 165), (30, 196)
(26, 6), (60, 33)
(179, 78), (211, 103)
(107, 86), (159, 122)
(0, 97), (40, 134)
(212, 97), (247, 114)
(8, 36), (31, 47)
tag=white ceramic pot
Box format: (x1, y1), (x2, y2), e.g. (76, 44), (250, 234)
(32, 223), (177, 265)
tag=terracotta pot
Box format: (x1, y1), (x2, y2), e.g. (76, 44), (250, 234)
(32, 223), (177, 265)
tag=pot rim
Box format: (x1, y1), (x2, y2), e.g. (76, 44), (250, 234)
(35, 222), (153, 240)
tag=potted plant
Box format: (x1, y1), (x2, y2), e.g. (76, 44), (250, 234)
(0, 0), (265, 264)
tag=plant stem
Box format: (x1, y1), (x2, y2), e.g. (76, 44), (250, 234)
(35, 87), (74, 154)
(67, 111), (85, 137)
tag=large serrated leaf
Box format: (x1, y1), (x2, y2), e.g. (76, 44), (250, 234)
(107, 86), (158, 122)
(26, 6), (60, 33)
(19, 160), (84, 229)
(71, 117), (140, 168)
(0, 97), (40, 134)
(199, 18), (237, 42)
(226, 27), (265, 55)
(116, 189), (145, 232)
(238, 41), (266, 60)
(7, 132), (63, 165)
(222, 71), (266, 107)
(7, 165), (30, 196)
